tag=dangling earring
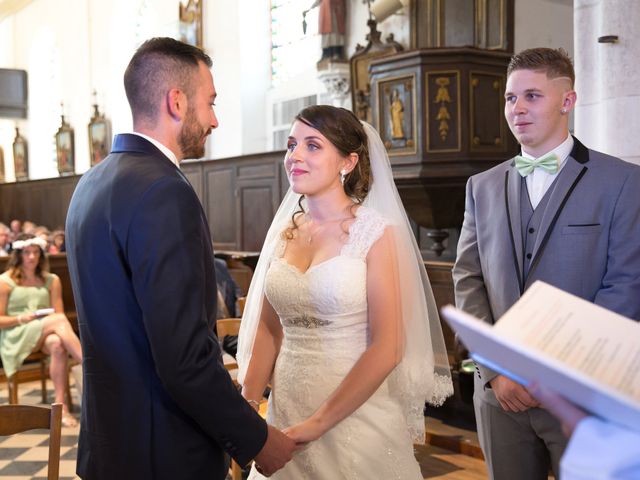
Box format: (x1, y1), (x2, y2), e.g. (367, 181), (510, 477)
(340, 169), (347, 185)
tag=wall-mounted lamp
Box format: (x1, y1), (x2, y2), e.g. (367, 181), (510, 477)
(370, 0), (408, 23)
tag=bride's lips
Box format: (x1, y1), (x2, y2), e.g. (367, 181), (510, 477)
(290, 168), (307, 176)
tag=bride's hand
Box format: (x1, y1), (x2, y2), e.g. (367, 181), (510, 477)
(283, 418), (325, 445)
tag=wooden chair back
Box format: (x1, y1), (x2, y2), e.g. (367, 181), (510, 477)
(216, 317), (268, 480)
(216, 318), (241, 372)
(0, 403), (63, 480)
(237, 296), (247, 315)
(216, 318), (241, 339)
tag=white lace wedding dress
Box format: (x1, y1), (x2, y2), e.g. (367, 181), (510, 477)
(249, 206), (423, 480)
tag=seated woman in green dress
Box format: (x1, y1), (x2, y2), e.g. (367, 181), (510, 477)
(0, 234), (82, 426)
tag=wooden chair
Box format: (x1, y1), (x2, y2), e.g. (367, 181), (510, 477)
(7, 352), (48, 404)
(216, 318), (268, 480)
(0, 403), (63, 480)
(7, 352), (74, 410)
(237, 296), (247, 316)
(216, 318), (241, 372)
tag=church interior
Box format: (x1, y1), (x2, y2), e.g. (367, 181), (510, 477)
(0, 0), (638, 478)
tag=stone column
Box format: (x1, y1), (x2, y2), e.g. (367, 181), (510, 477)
(317, 61), (351, 109)
(574, 0), (640, 165)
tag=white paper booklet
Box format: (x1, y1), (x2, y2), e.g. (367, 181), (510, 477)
(441, 281), (640, 431)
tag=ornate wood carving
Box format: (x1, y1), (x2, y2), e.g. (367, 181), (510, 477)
(369, 48), (518, 256)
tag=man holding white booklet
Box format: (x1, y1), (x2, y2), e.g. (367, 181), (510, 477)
(453, 47), (640, 480)
(441, 281), (640, 480)
(532, 387), (640, 480)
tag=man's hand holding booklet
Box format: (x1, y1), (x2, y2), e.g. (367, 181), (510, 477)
(441, 281), (640, 431)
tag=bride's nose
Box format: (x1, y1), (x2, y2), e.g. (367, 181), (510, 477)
(287, 148), (303, 166)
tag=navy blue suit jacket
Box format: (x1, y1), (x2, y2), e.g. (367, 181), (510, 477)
(66, 134), (267, 479)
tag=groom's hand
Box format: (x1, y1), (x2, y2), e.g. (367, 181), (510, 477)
(253, 425), (296, 476)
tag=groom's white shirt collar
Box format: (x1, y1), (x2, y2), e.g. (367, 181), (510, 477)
(130, 132), (180, 167)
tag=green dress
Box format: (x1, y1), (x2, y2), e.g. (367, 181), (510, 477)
(0, 272), (55, 378)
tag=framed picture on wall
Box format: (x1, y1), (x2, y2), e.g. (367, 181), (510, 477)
(55, 115), (75, 176)
(88, 104), (111, 166)
(0, 145), (5, 183)
(179, 0), (203, 48)
(12, 126), (29, 181)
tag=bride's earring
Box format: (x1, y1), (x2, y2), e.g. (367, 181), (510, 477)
(340, 169), (347, 185)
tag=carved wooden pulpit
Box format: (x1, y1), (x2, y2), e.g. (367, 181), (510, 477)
(368, 48), (518, 256)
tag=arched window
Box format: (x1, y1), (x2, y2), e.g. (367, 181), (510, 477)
(270, 0), (320, 86)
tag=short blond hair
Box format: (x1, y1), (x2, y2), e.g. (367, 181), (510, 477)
(507, 48), (575, 87)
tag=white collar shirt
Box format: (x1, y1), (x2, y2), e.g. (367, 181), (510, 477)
(130, 132), (180, 168)
(521, 134), (574, 209)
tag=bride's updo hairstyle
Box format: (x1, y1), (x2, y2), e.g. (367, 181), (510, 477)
(285, 106), (372, 240)
(295, 105), (372, 202)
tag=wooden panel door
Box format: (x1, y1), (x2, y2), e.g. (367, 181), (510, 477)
(205, 165), (237, 251)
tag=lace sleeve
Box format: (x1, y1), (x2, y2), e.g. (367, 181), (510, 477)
(342, 207), (390, 260)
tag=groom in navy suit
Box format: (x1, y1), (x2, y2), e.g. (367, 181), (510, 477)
(66, 38), (295, 479)
(453, 48), (640, 480)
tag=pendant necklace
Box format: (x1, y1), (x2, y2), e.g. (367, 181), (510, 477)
(305, 212), (352, 244)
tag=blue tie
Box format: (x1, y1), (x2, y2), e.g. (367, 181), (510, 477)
(514, 153), (559, 177)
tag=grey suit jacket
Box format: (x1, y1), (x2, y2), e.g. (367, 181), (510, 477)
(453, 137), (640, 404)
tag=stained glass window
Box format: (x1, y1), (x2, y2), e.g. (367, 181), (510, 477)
(271, 0), (320, 85)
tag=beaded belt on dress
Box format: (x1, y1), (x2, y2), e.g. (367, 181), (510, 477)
(281, 314), (332, 328)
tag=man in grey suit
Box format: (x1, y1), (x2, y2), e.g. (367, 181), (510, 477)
(453, 47), (640, 480)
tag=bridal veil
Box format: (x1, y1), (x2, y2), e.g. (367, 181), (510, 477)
(237, 121), (453, 441)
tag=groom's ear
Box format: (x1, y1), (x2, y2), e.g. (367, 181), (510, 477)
(166, 88), (187, 121)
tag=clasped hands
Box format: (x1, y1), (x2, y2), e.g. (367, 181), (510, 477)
(490, 375), (540, 412)
(252, 413), (324, 477)
(490, 376), (589, 436)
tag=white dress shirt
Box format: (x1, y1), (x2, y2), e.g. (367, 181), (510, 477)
(130, 132), (180, 167)
(521, 134), (574, 209)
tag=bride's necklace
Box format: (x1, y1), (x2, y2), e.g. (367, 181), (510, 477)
(304, 212), (353, 244)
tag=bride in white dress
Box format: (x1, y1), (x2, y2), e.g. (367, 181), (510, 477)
(237, 106), (453, 479)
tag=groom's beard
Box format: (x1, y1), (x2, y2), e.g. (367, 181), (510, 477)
(179, 107), (210, 159)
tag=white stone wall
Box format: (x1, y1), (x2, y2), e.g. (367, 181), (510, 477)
(514, 0), (574, 55)
(0, 0), (273, 179)
(574, 0), (640, 165)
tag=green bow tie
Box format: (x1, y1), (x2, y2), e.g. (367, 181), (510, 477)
(514, 153), (559, 177)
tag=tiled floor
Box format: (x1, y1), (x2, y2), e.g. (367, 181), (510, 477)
(0, 381), (488, 479)
(0, 381), (81, 480)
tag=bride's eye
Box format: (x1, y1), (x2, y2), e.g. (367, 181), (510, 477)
(287, 141), (296, 152)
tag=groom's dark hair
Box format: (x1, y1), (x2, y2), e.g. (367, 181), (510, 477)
(507, 47), (575, 88)
(124, 37), (212, 126)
